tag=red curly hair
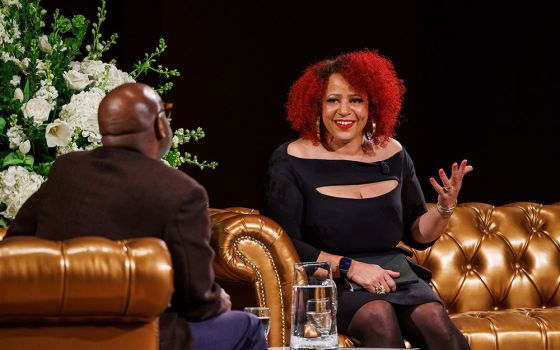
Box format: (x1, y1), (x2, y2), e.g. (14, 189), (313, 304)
(286, 50), (405, 146)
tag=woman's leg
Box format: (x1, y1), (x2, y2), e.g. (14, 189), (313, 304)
(346, 300), (405, 348)
(396, 302), (470, 350)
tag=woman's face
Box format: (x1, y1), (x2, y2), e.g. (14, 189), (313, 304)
(321, 73), (369, 146)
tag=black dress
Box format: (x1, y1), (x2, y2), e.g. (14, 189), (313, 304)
(261, 141), (443, 332)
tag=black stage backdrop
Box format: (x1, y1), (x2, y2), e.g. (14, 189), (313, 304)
(44, 1), (560, 209)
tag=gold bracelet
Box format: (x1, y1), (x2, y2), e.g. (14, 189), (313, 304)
(436, 200), (457, 218)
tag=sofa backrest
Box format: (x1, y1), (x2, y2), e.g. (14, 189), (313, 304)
(0, 236), (173, 350)
(408, 202), (560, 314)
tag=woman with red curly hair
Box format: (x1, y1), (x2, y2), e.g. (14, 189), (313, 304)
(261, 50), (472, 349)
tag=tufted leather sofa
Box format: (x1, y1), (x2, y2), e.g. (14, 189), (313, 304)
(0, 234), (173, 350)
(209, 202), (560, 349)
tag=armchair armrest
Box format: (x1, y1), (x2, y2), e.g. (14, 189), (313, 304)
(210, 208), (299, 347)
(0, 236), (173, 322)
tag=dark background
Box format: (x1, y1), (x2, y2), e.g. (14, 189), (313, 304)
(45, 0), (559, 209)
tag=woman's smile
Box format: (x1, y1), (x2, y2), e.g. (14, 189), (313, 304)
(334, 119), (356, 129)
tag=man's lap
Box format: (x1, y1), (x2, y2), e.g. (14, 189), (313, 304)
(189, 310), (267, 350)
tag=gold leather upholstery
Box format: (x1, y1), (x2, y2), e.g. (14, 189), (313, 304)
(210, 202), (560, 349)
(0, 236), (173, 350)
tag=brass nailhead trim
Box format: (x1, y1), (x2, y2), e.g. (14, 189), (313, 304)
(233, 236), (287, 346)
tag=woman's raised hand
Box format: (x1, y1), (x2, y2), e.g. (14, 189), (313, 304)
(347, 261), (400, 294)
(429, 160), (473, 210)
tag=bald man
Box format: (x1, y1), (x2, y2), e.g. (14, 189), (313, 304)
(6, 83), (268, 350)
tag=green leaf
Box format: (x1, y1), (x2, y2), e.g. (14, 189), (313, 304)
(23, 79), (30, 103)
(1, 151), (33, 169)
(2, 152), (24, 168)
(0, 217), (7, 228)
(23, 154), (35, 169)
(34, 162), (53, 177)
(0, 118), (6, 132)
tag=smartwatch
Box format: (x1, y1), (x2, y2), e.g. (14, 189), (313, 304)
(339, 257), (352, 278)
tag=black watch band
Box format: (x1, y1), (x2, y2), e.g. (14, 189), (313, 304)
(339, 257), (352, 277)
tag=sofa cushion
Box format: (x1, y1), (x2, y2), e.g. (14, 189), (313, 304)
(451, 307), (560, 350)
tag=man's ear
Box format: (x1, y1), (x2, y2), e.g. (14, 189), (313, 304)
(155, 115), (167, 140)
(155, 114), (172, 159)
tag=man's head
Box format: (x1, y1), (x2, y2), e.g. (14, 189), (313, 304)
(98, 83), (172, 160)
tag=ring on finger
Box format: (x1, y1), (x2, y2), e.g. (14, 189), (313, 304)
(443, 186), (451, 193)
(375, 285), (386, 295)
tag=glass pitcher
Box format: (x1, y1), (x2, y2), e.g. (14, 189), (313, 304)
(291, 261), (338, 349)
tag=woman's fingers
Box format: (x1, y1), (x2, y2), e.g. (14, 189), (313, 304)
(434, 160), (474, 194)
(438, 168), (451, 190)
(429, 177), (446, 196)
(383, 275), (397, 292)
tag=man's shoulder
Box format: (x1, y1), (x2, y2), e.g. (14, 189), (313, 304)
(141, 158), (206, 198)
(53, 148), (203, 193)
(49, 150), (94, 172)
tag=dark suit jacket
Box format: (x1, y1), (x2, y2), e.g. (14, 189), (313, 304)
(6, 146), (226, 350)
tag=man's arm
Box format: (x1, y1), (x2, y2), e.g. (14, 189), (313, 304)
(163, 183), (227, 321)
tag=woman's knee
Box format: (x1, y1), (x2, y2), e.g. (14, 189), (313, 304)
(412, 303), (450, 323)
(347, 300), (404, 347)
(411, 303), (461, 339)
(351, 300), (400, 332)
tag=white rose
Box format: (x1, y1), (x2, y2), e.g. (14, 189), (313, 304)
(80, 59), (106, 80)
(14, 87), (23, 101)
(18, 140), (31, 154)
(21, 97), (52, 124)
(45, 119), (73, 147)
(104, 65), (135, 91)
(38, 35), (52, 53)
(63, 70), (90, 90)
(68, 61), (81, 71)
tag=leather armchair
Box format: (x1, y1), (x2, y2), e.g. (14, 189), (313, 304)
(0, 235), (173, 350)
(210, 202), (560, 349)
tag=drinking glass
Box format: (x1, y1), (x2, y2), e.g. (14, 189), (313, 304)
(306, 298), (332, 337)
(244, 306), (271, 338)
(291, 261), (338, 349)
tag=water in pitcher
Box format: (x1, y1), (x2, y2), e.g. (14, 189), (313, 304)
(290, 283), (338, 349)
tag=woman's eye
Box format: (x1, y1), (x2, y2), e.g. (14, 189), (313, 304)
(350, 98), (364, 103)
(326, 98), (338, 103)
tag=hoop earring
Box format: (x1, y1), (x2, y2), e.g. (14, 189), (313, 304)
(316, 116), (321, 141)
(366, 119), (376, 141)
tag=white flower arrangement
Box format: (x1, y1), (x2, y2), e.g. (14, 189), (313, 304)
(0, 0), (217, 226)
(0, 165), (43, 219)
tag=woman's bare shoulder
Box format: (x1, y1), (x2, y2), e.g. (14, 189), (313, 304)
(387, 138), (403, 152)
(372, 138), (403, 159)
(287, 139), (321, 158)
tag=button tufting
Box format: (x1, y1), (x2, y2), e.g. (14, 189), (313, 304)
(515, 263), (521, 269)
(466, 264), (472, 270)
(493, 306), (499, 311)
